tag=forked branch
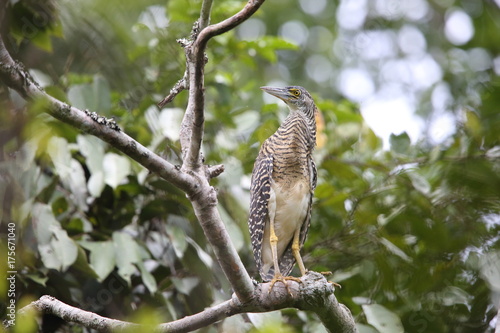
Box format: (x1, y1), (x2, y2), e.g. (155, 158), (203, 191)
(179, 0), (265, 170)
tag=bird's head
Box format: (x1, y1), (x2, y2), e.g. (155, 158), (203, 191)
(260, 86), (315, 114)
(261, 85), (326, 148)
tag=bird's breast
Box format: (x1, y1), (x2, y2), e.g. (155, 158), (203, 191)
(274, 178), (310, 242)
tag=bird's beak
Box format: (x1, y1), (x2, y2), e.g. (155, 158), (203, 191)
(260, 86), (291, 102)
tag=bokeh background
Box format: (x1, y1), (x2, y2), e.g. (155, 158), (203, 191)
(1, 0), (500, 332)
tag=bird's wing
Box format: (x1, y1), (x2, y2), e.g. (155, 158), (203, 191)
(278, 156), (317, 277)
(248, 150), (274, 280)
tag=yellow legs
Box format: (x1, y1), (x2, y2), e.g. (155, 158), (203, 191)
(267, 220), (341, 292)
(268, 223), (303, 294)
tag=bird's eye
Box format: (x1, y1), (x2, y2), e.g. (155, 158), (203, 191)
(290, 89), (301, 97)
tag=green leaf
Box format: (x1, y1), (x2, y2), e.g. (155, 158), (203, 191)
(50, 227), (79, 271)
(357, 323), (380, 333)
(389, 132), (411, 155)
(112, 232), (142, 284)
(103, 153), (131, 188)
(72, 245), (99, 279)
(77, 135), (105, 174)
(64, 159), (89, 211)
(242, 36), (298, 62)
(171, 277), (199, 295)
(379, 238), (412, 263)
(165, 225), (188, 258)
(32, 203), (56, 245)
(376, 205), (405, 227)
(79, 240), (116, 281)
(362, 304), (404, 333)
(407, 171), (431, 196)
(67, 75), (111, 113)
(137, 261), (158, 294)
(479, 250), (500, 291)
(88, 171), (105, 197)
(47, 136), (72, 179)
(37, 175), (60, 205)
(439, 286), (472, 307)
(31, 29), (53, 52)
(38, 243), (61, 270)
(186, 237), (213, 268)
(24, 273), (49, 287)
(32, 203), (78, 271)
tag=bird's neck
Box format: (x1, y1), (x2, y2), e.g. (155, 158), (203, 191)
(279, 111), (316, 153)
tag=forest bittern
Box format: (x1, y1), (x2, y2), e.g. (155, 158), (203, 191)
(248, 86), (319, 291)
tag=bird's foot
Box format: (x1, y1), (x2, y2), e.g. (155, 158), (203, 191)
(329, 281), (342, 288)
(268, 274), (302, 295)
(320, 271), (341, 288)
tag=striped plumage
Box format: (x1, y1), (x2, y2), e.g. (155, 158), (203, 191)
(249, 86), (318, 283)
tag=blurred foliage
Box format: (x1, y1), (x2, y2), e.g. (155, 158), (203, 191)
(1, 0), (500, 332)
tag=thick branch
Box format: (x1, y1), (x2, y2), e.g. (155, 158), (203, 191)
(0, 37), (197, 194)
(18, 296), (140, 332)
(18, 273), (356, 333)
(189, 183), (255, 302)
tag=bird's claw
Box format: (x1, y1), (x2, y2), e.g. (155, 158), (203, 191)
(329, 281), (342, 288)
(268, 274), (302, 296)
(320, 271), (341, 288)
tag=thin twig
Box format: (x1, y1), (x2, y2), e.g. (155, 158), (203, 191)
(199, 0), (214, 30)
(157, 71), (188, 108)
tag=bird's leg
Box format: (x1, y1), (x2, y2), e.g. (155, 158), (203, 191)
(292, 229), (341, 288)
(292, 227), (307, 276)
(269, 218), (281, 278)
(268, 224), (302, 295)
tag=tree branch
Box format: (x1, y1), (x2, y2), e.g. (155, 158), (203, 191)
(189, 183), (255, 302)
(197, 0), (265, 48)
(17, 296), (141, 332)
(16, 273), (356, 333)
(156, 70), (188, 109)
(199, 0), (214, 30)
(180, 0), (265, 170)
(176, 0), (267, 303)
(0, 38), (196, 195)
(156, 0), (214, 109)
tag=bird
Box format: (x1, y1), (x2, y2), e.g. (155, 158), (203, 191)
(248, 85), (319, 291)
